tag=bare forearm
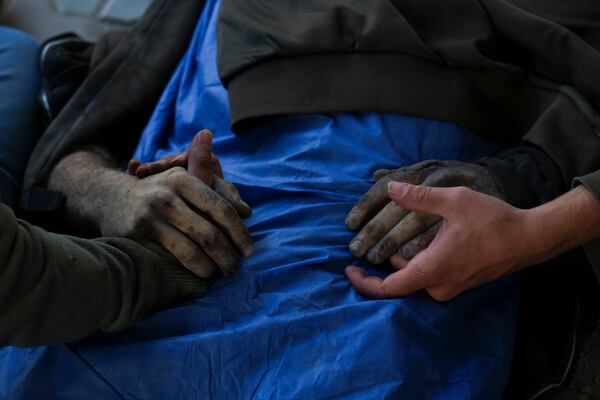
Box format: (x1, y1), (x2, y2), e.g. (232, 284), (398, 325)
(48, 149), (134, 234)
(527, 185), (600, 264)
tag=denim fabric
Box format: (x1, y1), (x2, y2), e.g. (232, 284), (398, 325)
(0, 28), (40, 209)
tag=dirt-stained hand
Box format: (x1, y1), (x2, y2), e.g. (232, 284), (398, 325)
(128, 130), (250, 218)
(346, 160), (501, 265)
(346, 182), (534, 301)
(102, 131), (253, 278)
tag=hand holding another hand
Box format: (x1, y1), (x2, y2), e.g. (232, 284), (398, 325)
(102, 130), (253, 279)
(128, 130), (251, 218)
(346, 160), (501, 264)
(346, 182), (538, 301)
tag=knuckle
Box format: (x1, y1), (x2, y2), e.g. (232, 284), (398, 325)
(378, 235), (394, 252)
(217, 198), (238, 220)
(225, 182), (240, 196)
(165, 167), (188, 186)
(130, 213), (151, 234)
(200, 228), (219, 249)
(413, 185), (432, 203)
(450, 186), (471, 202)
(363, 219), (384, 238)
(149, 189), (176, 210)
(210, 195), (232, 217)
(379, 281), (391, 298)
(179, 245), (202, 265)
(399, 242), (418, 259)
(127, 207), (156, 236)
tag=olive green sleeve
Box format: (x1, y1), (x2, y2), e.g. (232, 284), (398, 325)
(574, 170), (600, 202)
(0, 203), (206, 347)
(573, 170), (600, 282)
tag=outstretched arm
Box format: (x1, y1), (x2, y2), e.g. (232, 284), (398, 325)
(346, 183), (600, 301)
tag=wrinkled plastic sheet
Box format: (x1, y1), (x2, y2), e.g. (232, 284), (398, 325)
(0, 0), (519, 398)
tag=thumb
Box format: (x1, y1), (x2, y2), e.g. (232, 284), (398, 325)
(388, 182), (451, 217)
(188, 130), (214, 187)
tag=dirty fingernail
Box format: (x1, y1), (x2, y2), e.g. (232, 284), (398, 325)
(346, 213), (358, 229)
(366, 248), (381, 265)
(349, 240), (363, 256)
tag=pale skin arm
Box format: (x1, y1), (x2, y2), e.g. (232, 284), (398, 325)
(346, 182), (600, 302)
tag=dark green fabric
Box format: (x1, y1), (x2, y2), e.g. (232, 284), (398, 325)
(0, 203), (206, 347)
(574, 170), (600, 202)
(574, 170), (600, 282)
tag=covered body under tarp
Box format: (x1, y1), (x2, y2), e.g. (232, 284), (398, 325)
(0, 1), (520, 398)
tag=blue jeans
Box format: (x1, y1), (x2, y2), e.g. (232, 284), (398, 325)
(0, 28), (40, 209)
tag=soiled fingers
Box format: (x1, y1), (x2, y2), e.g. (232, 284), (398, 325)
(150, 221), (220, 278)
(349, 201), (409, 257)
(170, 170), (254, 258)
(396, 222), (440, 260)
(162, 194), (241, 276)
(346, 170), (418, 231)
(213, 176), (252, 218)
(366, 211), (441, 264)
(188, 130), (215, 187)
(346, 160), (444, 231)
(387, 222), (441, 270)
(128, 129), (222, 183)
(350, 163), (473, 264)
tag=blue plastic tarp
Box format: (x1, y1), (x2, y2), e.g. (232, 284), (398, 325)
(0, 1), (519, 398)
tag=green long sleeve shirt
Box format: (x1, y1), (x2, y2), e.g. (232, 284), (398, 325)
(0, 203), (206, 347)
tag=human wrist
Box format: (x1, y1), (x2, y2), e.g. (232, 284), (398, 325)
(517, 206), (557, 267)
(522, 186), (600, 266)
(94, 169), (138, 234)
(499, 207), (548, 271)
(49, 150), (134, 233)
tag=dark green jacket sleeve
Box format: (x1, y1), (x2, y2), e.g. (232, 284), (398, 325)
(574, 170), (600, 202)
(0, 203), (206, 347)
(574, 171), (600, 282)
